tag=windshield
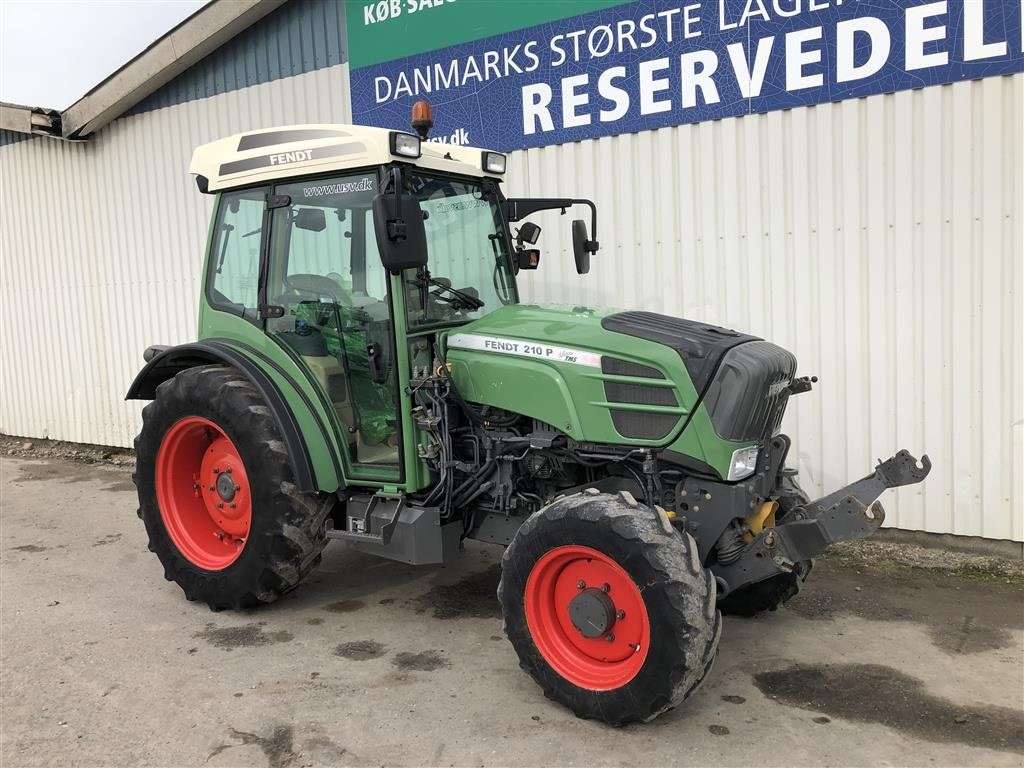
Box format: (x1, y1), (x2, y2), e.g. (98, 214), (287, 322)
(401, 173), (516, 330)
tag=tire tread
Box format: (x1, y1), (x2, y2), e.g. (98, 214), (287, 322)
(134, 365), (332, 611)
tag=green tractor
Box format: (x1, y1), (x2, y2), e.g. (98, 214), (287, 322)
(128, 106), (930, 725)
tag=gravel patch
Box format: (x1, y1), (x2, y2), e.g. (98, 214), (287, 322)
(823, 540), (1023, 583)
(0, 433), (134, 467)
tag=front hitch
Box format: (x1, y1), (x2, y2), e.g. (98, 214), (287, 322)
(712, 450), (931, 595)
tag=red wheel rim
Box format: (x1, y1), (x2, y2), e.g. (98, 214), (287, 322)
(525, 545), (650, 690)
(155, 416), (251, 571)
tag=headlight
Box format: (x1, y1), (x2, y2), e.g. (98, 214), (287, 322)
(389, 131), (421, 158)
(482, 151), (506, 174)
(727, 445), (760, 481)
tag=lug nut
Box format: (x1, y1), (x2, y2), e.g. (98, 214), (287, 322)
(602, 583), (611, 593)
(217, 503), (224, 509)
(230, 503), (237, 509)
(576, 580), (586, 589)
(212, 467), (220, 474)
(208, 485), (215, 491)
(616, 610), (625, 620)
(225, 467), (232, 474)
(605, 633), (615, 642)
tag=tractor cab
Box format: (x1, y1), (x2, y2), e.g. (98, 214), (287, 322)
(186, 113), (596, 487)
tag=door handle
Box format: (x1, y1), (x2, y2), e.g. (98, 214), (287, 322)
(367, 341), (387, 384)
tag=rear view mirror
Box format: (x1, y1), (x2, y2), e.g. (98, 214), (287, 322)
(294, 208), (326, 232)
(572, 219), (596, 275)
(372, 192), (428, 274)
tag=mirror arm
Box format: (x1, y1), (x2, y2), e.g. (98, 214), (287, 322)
(505, 197), (599, 253)
(391, 167), (402, 215)
(386, 167), (408, 241)
(579, 199), (599, 251)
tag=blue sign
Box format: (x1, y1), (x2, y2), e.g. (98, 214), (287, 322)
(350, 0), (1024, 151)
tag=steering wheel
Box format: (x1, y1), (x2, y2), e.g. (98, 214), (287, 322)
(280, 273), (347, 305)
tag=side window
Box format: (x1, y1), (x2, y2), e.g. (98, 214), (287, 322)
(208, 188), (265, 313)
(362, 209), (388, 300)
(285, 206), (352, 292)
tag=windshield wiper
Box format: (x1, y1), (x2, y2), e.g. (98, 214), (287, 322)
(412, 272), (485, 311)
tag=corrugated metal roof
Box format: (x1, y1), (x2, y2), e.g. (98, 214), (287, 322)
(0, 103), (62, 144)
(2, 0), (347, 142)
(2, 0), (346, 143)
(4, 1), (289, 142)
(129, 0), (346, 117)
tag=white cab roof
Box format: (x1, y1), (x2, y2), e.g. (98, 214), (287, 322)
(189, 123), (502, 192)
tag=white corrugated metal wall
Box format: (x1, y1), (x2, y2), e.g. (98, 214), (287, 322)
(0, 64), (352, 448)
(0, 68), (1020, 541)
(509, 75), (1023, 542)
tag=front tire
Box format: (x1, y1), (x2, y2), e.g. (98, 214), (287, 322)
(498, 490), (721, 725)
(134, 365), (333, 610)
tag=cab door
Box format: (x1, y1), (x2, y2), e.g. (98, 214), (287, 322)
(263, 172), (402, 482)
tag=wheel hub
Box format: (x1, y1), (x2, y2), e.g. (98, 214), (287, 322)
(568, 587), (616, 638)
(215, 471), (237, 502)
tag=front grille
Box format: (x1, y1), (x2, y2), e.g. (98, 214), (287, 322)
(604, 381), (677, 407)
(602, 357), (679, 440)
(703, 341), (797, 441)
(601, 357), (664, 379)
(610, 411), (679, 441)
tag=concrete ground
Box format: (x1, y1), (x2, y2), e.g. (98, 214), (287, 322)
(1, 455), (1022, 768)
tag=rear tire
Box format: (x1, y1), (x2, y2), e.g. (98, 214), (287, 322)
(134, 365), (333, 610)
(498, 490), (721, 725)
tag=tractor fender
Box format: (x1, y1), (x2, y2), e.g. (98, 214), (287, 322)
(125, 340), (325, 493)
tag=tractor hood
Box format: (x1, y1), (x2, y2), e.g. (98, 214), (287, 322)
(443, 304), (797, 479)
